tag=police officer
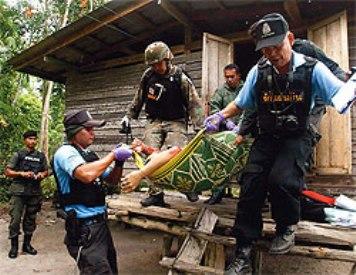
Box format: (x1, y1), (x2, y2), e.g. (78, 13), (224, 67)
(206, 63), (244, 204)
(236, 37), (348, 168)
(121, 41), (203, 207)
(5, 130), (48, 259)
(53, 110), (132, 275)
(204, 13), (355, 275)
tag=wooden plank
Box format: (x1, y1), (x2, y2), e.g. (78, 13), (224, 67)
(157, 0), (196, 29)
(160, 257), (224, 275)
(177, 207), (218, 265)
(283, 0), (302, 26)
(257, 241), (356, 263)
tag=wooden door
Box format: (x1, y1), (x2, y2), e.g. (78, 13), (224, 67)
(308, 11), (351, 174)
(201, 33), (233, 115)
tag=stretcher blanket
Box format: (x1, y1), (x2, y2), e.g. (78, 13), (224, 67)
(135, 130), (250, 193)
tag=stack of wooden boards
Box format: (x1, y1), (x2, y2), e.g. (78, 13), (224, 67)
(107, 192), (356, 274)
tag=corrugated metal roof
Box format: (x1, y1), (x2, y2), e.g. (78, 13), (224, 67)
(8, 0), (354, 83)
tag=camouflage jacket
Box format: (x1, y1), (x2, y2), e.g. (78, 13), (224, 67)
(127, 65), (204, 128)
(209, 81), (244, 125)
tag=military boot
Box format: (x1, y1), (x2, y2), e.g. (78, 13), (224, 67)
(22, 234), (37, 255)
(269, 225), (295, 254)
(8, 236), (18, 259)
(225, 246), (252, 275)
(183, 192), (199, 202)
(140, 192), (166, 207)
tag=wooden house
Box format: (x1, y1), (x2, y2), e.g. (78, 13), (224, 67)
(9, 0), (356, 194)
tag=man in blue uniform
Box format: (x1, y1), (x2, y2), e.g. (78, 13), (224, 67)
(204, 13), (355, 275)
(5, 130), (48, 259)
(53, 110), (132, 275)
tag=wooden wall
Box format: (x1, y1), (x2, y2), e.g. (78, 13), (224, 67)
(65, 51), (203, 165)
(349, 16), (356, 180)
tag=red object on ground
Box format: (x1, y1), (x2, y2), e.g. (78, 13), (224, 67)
(302, 190), (336, 205)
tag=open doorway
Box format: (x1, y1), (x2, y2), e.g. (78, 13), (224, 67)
(234, 42), (261, 81)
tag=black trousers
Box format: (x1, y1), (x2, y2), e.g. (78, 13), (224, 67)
(234, 133), (311, 246)
(65, 221), (118, 275)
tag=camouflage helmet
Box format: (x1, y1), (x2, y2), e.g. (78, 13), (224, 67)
(144, 41), (174, 65)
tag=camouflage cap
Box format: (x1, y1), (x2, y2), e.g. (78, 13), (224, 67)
(144, 41), (174, 65)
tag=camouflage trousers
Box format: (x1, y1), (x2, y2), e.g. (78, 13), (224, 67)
(143, 119), (188, 195)
(8, 195), (42, 238)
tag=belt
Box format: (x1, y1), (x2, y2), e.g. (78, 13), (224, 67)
(78, 213), (106, 226)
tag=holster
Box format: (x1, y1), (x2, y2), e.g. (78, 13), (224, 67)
(58, 209), (81, 246)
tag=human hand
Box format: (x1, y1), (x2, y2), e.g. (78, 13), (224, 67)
(204, 112), (225, 132)
(121, 170), (143, 193)
(113, 145), (132, 161)
(21, 171), (35, 179)
(225, 119), (236, 131)
(131, 138), (144, 153)
(234, 134), (245, 145)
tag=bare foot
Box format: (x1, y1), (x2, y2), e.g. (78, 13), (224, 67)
(121, 170), (144, 193)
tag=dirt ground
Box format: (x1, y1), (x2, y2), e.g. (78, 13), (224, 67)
(0, 201), (353, 275)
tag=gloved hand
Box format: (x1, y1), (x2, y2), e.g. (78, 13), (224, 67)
(224, 119), (236, 131)
(120, 115), (131, 134)
(113, 145), (132, 161)
(204, 112), (225, 132)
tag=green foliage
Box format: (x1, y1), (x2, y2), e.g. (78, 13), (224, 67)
(0, 0), (109, 201)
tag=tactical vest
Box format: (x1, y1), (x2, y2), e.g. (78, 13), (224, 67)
(256, 56), (316, 136)
(13, 149), (45, 189)
(143, 68), (187, 120)
(53, 145), (106, 208)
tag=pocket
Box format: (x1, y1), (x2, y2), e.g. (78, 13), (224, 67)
(79, 225), (92, 248)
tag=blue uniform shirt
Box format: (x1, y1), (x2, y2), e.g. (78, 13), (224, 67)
(235, 51), (345, 111)
(53, 144), (112, 218)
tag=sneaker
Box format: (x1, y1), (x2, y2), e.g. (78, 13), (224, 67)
(269, 225), (296, 254)
(140, 192), (166, 207)
(225, 246), (252, 275)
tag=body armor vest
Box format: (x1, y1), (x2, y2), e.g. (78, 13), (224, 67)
(256, 56), (316, 136)
(14, 149), (45, 186)
(54, 145), (106, 208)
(143, 68), (187, 120)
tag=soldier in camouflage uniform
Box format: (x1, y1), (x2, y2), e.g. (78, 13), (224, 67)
(206, 64), (245, 205)
(121, 41), (203, 207)
(5, 130), (48, 259)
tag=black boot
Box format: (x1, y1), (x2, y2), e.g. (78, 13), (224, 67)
(225, 245), (252, 275)
(22, 234), (37, 255)
(269, 225), (295, 254)
(140, 192), (166, 207)
(183, 192), (199, 202)
(204, 187), (224, 205)
(8, 236), (18, 259)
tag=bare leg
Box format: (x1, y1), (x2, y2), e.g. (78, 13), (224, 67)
(121, 147), (181, 193)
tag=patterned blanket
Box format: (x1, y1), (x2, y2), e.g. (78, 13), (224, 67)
(136, 130), (251, 193)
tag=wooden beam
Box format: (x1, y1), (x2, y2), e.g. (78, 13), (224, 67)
(82, 21), (180, 65)
(130, 13), (156, 30)
(283, 0), (303, 26)
(80, 39), (201, 72)
(9, 0), (153, 70)
(184, 27), (192, 55)
(160, 257), (224, 275)
(20, 66), (66, 83)
(157, 0), (194, 28)
(43, 55), (79, 71)
(213, 0), (226, 10)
